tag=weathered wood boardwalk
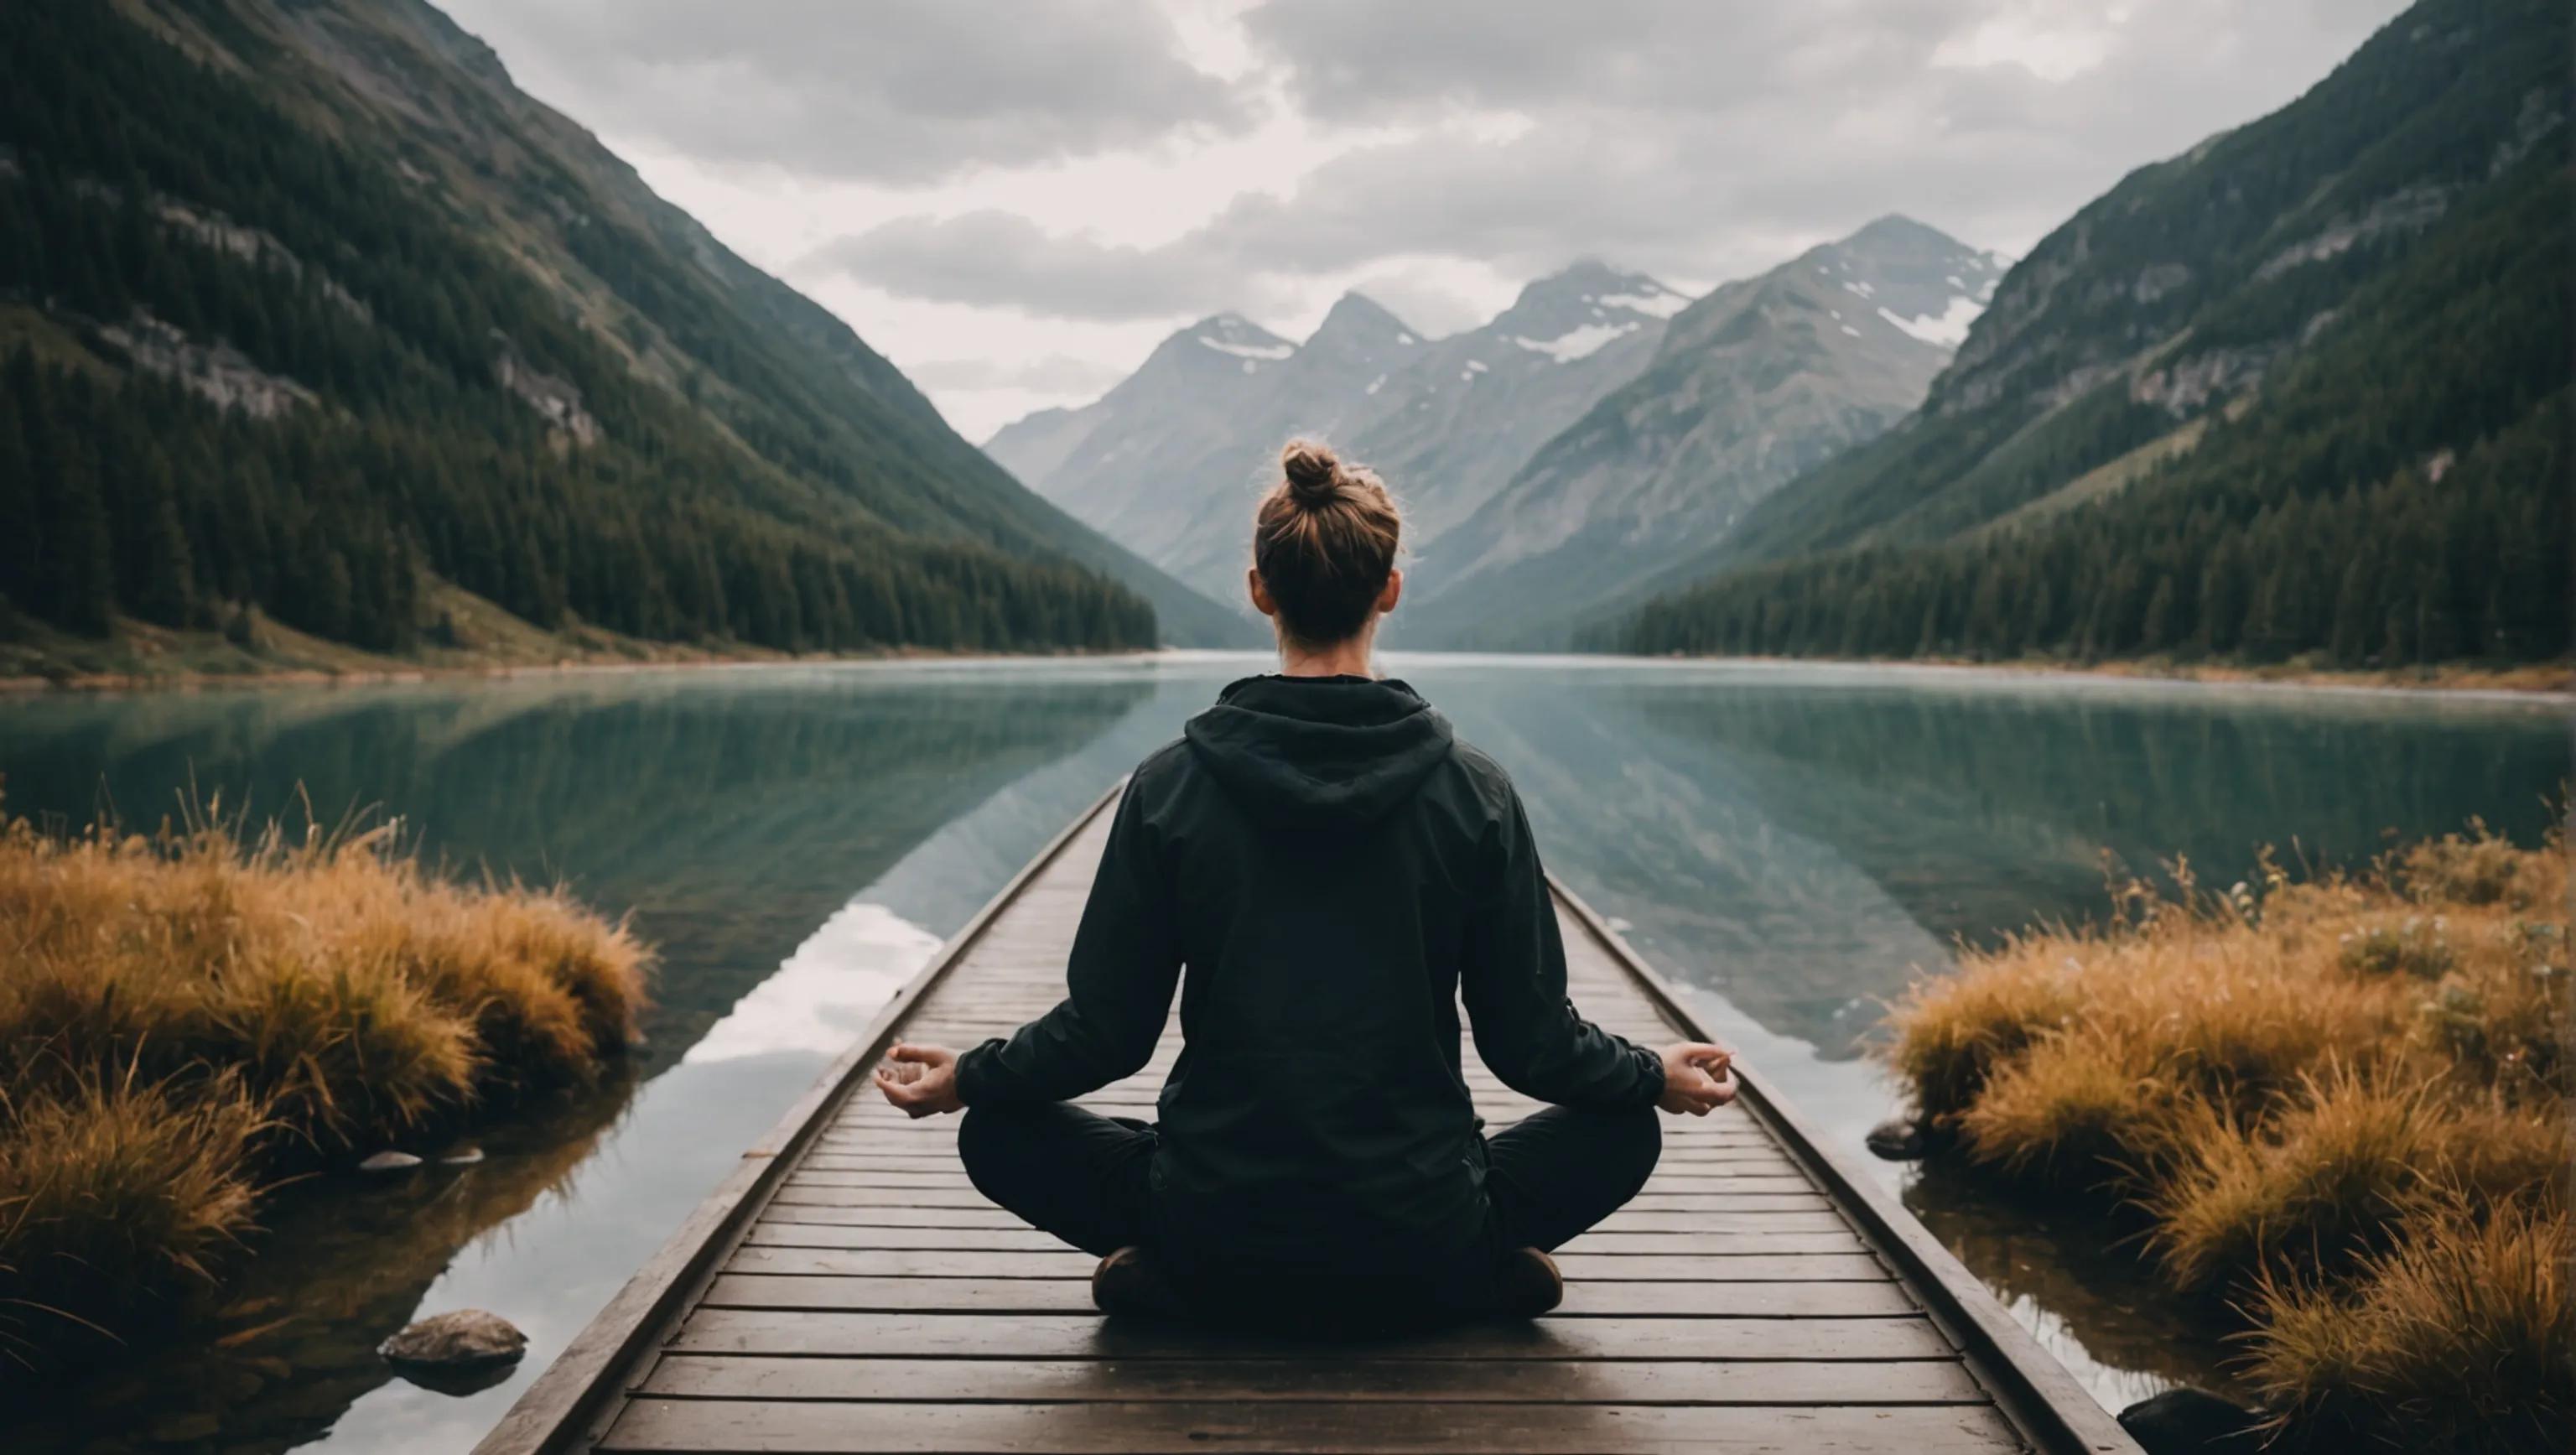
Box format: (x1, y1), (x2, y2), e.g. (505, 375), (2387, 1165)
(480, 787), (2137, 1454)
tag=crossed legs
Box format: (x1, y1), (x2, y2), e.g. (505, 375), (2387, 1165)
(956, 1099), (1660, 1281)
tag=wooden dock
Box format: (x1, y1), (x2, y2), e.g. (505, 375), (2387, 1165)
(479, 787), (2138, 1454)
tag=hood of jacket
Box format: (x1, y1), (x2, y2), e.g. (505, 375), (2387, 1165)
(1182, 675), (1455, 835)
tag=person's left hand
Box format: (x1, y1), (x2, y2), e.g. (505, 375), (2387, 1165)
(875, 1042), (963, 1118)
(1656, 1042), (1738, 1115)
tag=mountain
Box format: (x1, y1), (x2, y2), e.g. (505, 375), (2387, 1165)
(1394, 218), (2004, 647)
(1616, 0), (2568, 671)
(0, 0), (1249, 660)
(988, 299), (1421, 605)
(983, 262), (1688, 609)
(1337, 262), (1692, 545)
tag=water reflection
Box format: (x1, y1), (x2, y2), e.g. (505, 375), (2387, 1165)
(1902, 1161), (2246, 1411)
(0, 665), (1159, 1070)
(0, 656), (2561, 1446)
(10, 1074), (631, 1453)
(685, 903), (943, 1063)
(1623, 668), (2565, 949)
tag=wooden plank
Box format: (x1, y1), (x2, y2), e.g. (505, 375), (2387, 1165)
(699, 1275), (1923, 1319)
(750, 1204), (1853, 1234)
(1560, 1231), (1873, 1255)
(793, 1150), (1816, 1175)
(724, 1246), (1096, 1278)
(777, 1170), (1820, 1192)
(740, 1223), (1874, 1257)
(724, 1246), (1897, 1283)
(636, 1353), (1989, 1405)
(806, 1130), (1785, 1155)
(761, 1186), (1837, 1213)
(666, 1309), (1956, 1361)
(598, 1399), (2026, 1453)
(743, 1224), (1082, 1251)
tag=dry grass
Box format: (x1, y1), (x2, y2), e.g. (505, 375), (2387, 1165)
(2248, 1197), (2573, 1453)
(0, 800), (647, 1369)
(0, 1071), (267, 1352)
(1888, 824), (2570, 1448)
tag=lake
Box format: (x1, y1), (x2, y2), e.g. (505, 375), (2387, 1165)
(3, 653), (2563, 1452)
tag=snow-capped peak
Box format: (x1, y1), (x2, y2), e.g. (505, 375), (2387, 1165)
(1813, 218), (2012, 354)
(1877, 298), (1983, 348)
(1597, 286), (1690, 319)
(1188, 313), (1294, 363)
(1510, 321), (1639, 363)
(1198, 335), (1292, 361)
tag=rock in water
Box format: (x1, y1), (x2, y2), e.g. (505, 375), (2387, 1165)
(380, 1309), (527, 1369)
(1864, 1117), (1926, 1161)
(2117, 1388), (2267, 1453)
(357, 1150), (422, 1172)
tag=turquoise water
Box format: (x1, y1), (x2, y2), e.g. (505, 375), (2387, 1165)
(1, 654), (2562, 1450)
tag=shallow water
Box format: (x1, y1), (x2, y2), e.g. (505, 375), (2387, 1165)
(1, 653), (2563, 1450)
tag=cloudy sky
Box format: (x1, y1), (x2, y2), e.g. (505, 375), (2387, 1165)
(439, 0), (2409, 441)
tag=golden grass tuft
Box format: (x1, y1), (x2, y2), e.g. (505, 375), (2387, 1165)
(0, 800), (648, 1368)
(0, 1071), (267, 1345)
(1887, 824), (2570, 1446)
(2246, 1198), (2573, 1454)
(2147, 1069), (2434, 1292)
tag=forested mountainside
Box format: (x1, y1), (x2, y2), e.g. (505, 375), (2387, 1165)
(1616, 0), (2568, 669)
(983, 263), (1688, 608)
(1395, 218), (2002, 649)
(0, 0), (1243, 665)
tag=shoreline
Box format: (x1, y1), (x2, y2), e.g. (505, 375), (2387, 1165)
(0, 644), (1182, 698)
(1618, 652), (2574, 703)
(7, 639), (2568, 702)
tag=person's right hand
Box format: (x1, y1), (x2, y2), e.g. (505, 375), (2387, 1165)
(1657, 1042), (1737, 1115)
(875, 1042), (964, 1119)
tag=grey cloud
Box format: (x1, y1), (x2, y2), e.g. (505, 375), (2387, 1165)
(799, 211), (1270, 320)
(797, 2), (2409, 318)
(1240, 1), (1946, 119)
(441, 0), (1251, 184)
(905, 354), (1131, 394)
(1218, 0), (2413, 276)
(1241, 0), (2399, 121)
(802, 132), (1734, 320)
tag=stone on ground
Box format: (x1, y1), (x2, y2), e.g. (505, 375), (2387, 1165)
(378, 1309), (527, 1369)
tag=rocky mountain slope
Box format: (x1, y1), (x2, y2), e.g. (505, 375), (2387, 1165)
(1396, 218), (2002, 647)
(1337, 262), (1690, 545)
(0, 0), (1246, 655)
(987, 299), (1421, 604)
(1618, 0), (2567, 670)
(984, 263), (1687, 607)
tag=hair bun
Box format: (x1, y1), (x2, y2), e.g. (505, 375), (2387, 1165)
(1279, 439), (1343, 503)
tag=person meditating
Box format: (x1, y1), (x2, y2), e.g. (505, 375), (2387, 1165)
(874, 439), (1737, 1320)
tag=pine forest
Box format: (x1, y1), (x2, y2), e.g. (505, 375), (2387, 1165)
(0, 0), (1159, 663)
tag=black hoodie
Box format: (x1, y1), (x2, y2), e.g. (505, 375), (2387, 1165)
(955, 675), (1665, 1271)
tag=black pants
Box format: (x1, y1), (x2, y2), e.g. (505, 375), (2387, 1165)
(957, 1100), (1660, 1305)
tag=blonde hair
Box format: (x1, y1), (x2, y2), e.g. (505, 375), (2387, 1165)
(1253, 439), (1402, 648)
